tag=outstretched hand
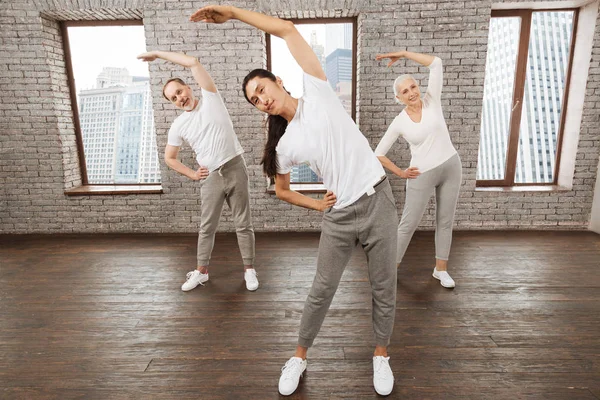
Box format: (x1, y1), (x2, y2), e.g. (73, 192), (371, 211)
(137, 51), (158, 62)
(375, 51), (406, 67)
(190, 5), (234, 23)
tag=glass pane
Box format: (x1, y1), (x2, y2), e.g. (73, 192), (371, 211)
(270, 23), (354, 183)
(477, 17), (521, 181)
(515, 11), (574, 184)
(67, 25), (161, 184)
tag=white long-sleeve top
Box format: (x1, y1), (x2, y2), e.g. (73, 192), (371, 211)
(374, 57), (457, 173)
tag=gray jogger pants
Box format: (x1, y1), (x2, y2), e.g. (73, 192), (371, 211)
(298, 178), (399, 348)
(197, 155), (255, 267)
(397, 153), (462, 263)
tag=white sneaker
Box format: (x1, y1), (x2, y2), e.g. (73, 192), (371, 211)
(244, 268), (259, 291)
(373, 356), (394, 396)
(433, 267), (455, 288)
(181, 270), (209, 291)
(278, 357), (307, 396)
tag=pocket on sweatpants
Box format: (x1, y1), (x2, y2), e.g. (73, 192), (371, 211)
(382, 185), (397, 208)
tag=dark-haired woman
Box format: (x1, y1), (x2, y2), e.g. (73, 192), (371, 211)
(191, 6), (399, 397)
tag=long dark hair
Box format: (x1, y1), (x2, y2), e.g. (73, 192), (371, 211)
(242, 69), (288, 178)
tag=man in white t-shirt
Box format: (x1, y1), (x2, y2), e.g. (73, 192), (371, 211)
(138, 50), (258, 292)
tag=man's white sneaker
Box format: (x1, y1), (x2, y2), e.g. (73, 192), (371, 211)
(373, 356), (394, 396)
(432, 267), (455, 288)
(278, 356), (306, 396)
(181, 270), (209, 292)
(244, 268), (259, 291)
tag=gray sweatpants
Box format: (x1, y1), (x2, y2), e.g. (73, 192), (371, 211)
(197, 155), (255, 267)
(298, 178), (399, 348)
(397, 153), (462, 263)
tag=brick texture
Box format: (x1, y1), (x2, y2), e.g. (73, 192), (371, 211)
(0, 0), (599, 233)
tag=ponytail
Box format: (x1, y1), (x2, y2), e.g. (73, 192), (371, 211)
(262, 115), (288, 177)
(242, 68), (289, 178)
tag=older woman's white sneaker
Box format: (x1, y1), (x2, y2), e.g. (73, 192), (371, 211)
(433, 267), (455, 288)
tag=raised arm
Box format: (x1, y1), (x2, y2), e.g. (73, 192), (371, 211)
(190, 5), (326, 81)
(376, 50), (442, 100)
(376, 50), (435, 68)
(137, 51), (217, 93)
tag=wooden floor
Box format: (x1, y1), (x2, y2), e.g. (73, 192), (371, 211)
(0, 231), (599, 400)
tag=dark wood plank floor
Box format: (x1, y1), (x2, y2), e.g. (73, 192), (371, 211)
(1, 231), (599, 400)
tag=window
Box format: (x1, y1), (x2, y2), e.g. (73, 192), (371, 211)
(266, 18), (357, 186)
(477, 9), (578, 187)
(62, 21), (161, 187)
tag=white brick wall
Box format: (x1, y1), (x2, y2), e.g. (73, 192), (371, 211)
(0, 0), (599, 233)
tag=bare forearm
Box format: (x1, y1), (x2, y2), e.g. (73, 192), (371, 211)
(277, 189), (323, 211)
(377, 156), (404, 178)
(155, 51), (216, 92)
(154, 51), (199, 68)
(230, 6), (295, 39)
(196, 6), (323, 79)
(165, 158), (197, 180)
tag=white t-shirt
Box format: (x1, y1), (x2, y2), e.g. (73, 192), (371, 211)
(167, 88), (244, 172)
(276, 73), (385, 209)
(374, 57), (457, 173)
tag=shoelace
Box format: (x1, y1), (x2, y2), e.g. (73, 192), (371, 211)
(281, 358), (302, 379)
(246, 270), (258, 279)
(186, 271), (205, 286)
(374, 357), (392, 377)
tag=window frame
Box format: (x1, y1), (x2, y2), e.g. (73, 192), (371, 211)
(61, 19), (162, 195)
(476, 8), (579, 188)
(265, 17), (358, 192)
